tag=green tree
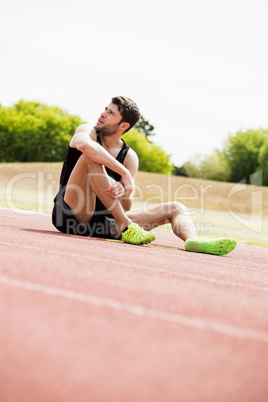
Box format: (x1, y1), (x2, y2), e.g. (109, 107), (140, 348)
(222, 129), (268, 184)
(0, 100), (84, 162)
(135, 115), (155, 139)
(123, 128), (173, 174)
(172, 165), (188, 176)
(198, 152), (231, 181)
(258, 138), (268, 186)
(182, 156), (202, 179)
(180, 152), (230, 182)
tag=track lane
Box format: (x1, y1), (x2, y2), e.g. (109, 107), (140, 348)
(0, 208), (268, 402)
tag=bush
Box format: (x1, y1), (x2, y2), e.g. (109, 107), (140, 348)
(182, 152), (230, 182)
(180, 129), (268, 185)
(172, 165), (187, 176)
(123, 128), (173, 174)
(258, 138), (268, 186)
(222, 129), (268, 184)
(0, 100), (84, 162)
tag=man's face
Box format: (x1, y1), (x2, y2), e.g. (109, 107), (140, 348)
(95, 103), (123, 136)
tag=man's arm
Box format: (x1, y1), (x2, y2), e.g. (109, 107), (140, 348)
(69, 124), (132, 191)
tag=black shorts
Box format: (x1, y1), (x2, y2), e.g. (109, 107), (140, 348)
(52, 198), (117, 239)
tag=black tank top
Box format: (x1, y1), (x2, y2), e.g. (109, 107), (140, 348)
(54, 131), (130, 208)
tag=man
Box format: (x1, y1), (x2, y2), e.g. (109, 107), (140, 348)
(52, 96), (236, 256)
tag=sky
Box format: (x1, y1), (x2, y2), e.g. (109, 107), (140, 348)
(1, 0), (268, 166)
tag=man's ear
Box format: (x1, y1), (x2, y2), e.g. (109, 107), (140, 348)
(120, 122), (130, 132)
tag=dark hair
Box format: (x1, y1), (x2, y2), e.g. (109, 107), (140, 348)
(112, 96), (141, 133)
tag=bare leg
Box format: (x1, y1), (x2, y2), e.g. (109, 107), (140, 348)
(127, 202), (197, 241)
(64, 154), (131, 231)
(127, 202), (236, 255)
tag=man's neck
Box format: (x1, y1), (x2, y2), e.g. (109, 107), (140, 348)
(99, 132), (123, 150)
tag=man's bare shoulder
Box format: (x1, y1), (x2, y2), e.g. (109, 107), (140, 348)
(74, 124), (95, 136)
(124, 147), (139, 176)
(74, 125), (97, 140)
(69, 125), (97, 147)
(125, 146), (138, 162)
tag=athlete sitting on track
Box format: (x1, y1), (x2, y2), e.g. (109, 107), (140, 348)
(52, 96), (236, 256)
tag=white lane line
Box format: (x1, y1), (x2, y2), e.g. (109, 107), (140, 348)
(0, 240), (268, 293)
(1, 275), (268, 344)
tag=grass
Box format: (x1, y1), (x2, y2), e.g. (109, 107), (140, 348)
(1, 163), (267, 247)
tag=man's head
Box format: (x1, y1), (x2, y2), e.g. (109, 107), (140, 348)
(95, 96), (141, 136)
(111, 96), (141, 134)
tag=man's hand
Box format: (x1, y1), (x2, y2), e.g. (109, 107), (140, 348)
(105, 181), (126, 199)
(105, 171), (134, 199)
(120, 171), (134, 198)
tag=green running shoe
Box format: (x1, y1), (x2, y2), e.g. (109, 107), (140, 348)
(121, 223), (156, 245)
(184, 237), (236, 256)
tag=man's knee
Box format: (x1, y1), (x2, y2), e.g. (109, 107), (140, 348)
(172, 201), (189, 216)
(79, 154), (90, 164)
(79, 154), (103, 171)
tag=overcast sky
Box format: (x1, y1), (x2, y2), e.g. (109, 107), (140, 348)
(1, 0), (268, 165)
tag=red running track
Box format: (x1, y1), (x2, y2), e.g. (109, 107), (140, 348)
(0, 208), (268, 402)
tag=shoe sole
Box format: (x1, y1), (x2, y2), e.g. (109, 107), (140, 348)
(123, 233), (156, 245)
(139, 233), (156, 245)
(185, 238), (236, 256)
